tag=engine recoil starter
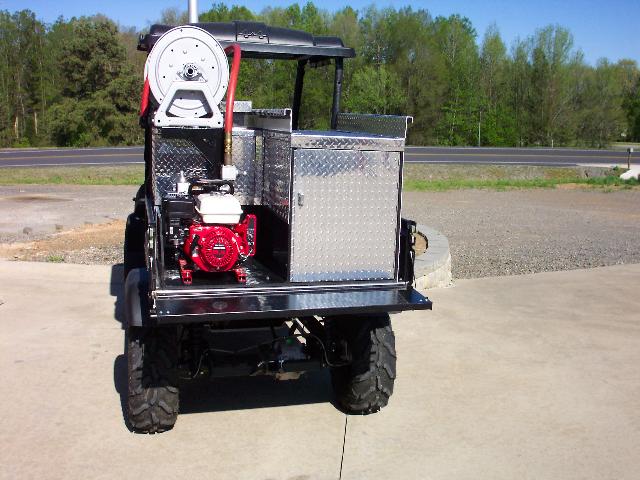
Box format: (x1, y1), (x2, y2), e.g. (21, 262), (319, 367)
(180, 215), (256, 284)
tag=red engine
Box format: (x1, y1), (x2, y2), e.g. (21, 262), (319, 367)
(180, 214), (256, 285)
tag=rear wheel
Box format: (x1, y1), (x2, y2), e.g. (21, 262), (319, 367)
(126, 326), (179, 433)
(328, 314), (396, 414)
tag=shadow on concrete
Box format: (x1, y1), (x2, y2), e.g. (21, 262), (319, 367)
(110, 261), (333, 419)
(111, 264), (133, 430)
(110, 263), (124, 328)
(113, 354), (134, 431)
(179, 371), (333, 414)
(113, 352), (332, 417)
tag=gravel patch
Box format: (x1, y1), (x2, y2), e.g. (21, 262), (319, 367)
(2, 184), (640, 280)
(0, 220), (125, 265)
(0, 185), (133, 265)
(403, 188), (640, 279)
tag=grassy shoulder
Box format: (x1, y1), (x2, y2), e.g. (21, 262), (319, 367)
(404, 164), (639, 192)
(0, 165), (144, 185)
(1, 163), (638, 191)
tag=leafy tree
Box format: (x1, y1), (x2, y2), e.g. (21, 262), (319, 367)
(508, 39), (533, 146)
(618, 60), (640, 141)
(0, 10), (48, 146)
(433, 15), (480, 145)
(158, 8), (188, 26)
(47, 17), (142, 146)
(0, 4), (638, 148)
(345, 64), (404, 114)
(478, 25), (516, 146)
(199, 3), (255, 22)
(576, 59), (626, 147)
(626, 79), (640, 141)
(529, 25), (582, 146)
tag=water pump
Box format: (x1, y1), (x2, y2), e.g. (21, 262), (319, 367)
(144, 23), (250, 285)
(180, 190), (256, 285)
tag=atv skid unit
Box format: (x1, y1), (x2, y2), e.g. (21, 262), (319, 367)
(123, 13), (431, 434)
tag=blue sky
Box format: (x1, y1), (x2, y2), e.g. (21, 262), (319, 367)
(1, 0), (638, 64)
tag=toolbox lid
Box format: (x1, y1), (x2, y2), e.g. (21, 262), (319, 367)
(139, 21), (356, 61)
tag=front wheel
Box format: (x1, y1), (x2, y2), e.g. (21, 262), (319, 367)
(327, 314), (397, 414)
(126, 326), (179, 433)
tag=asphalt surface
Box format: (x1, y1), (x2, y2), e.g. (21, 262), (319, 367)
(1, 261), (639, 479)
(406, 146), (634, 166)
(0, 146), (143, 168)
(0, 145), (635, 168)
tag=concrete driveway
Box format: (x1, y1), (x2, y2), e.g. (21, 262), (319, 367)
(0, 261), (639, 479)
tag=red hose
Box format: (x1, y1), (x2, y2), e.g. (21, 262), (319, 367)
(224, 44), (242, 135)
(139, 77), (150, 117)
(223, 44), (242, 166)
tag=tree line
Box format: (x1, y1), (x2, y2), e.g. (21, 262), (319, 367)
(1, 3), (639, 148)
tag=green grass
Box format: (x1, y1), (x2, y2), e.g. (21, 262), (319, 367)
(404, 175), (640, 192)
(45, 254), (65, 263)
(611, 142), (640, 150)
(0, 165), (144, 185)
(1, 163), (638, 192)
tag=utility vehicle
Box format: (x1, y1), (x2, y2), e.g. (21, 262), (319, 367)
(124, 1), (432, 433)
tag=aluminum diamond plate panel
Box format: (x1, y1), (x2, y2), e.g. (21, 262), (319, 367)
(336, 113), (412, 139)
(262, 130), (292, 223)
(290, 149), (400, 282)
(231, 128), (261, 205)
(151, 128), (260, 204)
(290, 130), (404, 151)
(151, 128), (221, 203)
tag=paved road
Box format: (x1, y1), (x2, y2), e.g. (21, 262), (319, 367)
(0, 146), (144, 168)
(406, 146), (634, 167)
(0, 145), (635, 168)
(1, 261), (639, 479)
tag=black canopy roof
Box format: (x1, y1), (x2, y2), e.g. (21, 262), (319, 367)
(138, 21), (355, 61)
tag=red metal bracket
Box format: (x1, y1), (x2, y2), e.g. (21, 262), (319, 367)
(234, 268), (247, 284)
(178, 258), (193, 285)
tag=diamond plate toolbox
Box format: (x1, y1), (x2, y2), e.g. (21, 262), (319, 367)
(290, 148), (401, 282)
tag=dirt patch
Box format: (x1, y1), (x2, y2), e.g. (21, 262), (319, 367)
(415, 230), (427, 256)
(554, 183), (586, 190)
(0, 184), (137, 243)
(0, 194), (73, 203)
(553, 182), (633, 191)
(0, 220), (125, 264)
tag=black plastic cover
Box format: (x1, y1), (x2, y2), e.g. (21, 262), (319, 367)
(138, 21), (355, 60)
(162, 197), (195, 219)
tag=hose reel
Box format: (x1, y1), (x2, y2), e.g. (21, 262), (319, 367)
(144, 26), (229, 128)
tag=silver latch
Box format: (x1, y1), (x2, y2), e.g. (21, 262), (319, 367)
(297, 192), (304, 207)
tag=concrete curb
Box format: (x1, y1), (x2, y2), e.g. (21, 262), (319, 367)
(414, 224), (453, 290)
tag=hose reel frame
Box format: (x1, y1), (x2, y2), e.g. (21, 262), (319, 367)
(145, 26), (230, 128)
